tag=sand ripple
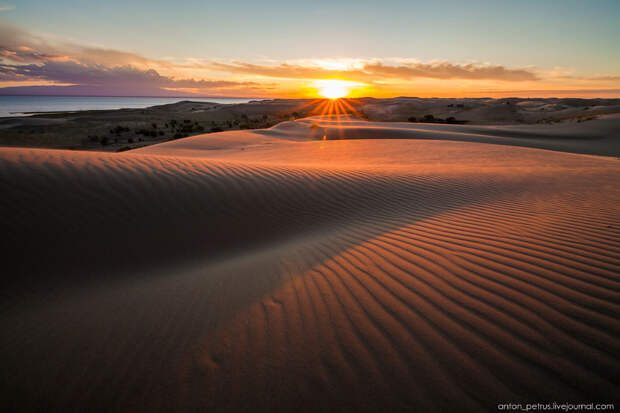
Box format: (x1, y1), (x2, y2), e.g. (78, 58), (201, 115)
(1, 128), (619, 411)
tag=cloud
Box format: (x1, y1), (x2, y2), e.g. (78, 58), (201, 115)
(537, 68), (620, 82)
(0, 23), (272, 96)
(0, 60), (251, 87)
(473, 88), (620, 98)
(0, 4), (15, 12)
(0, 46), (66, 64)
(0, 60), (264, 96)
(210, 60), (538, 82)
(2, 23), (221, 78)
(0, 22), (169, 68)
(0, 23), (58, 58)
(362, 62), (538, 81)
(2, 21), (617, 98)
(586, 75), (620, 81)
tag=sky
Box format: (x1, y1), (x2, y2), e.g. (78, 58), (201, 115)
(0, 0), (619, 98)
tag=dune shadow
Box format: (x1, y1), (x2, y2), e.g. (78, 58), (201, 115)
(0, 146), (531, 411)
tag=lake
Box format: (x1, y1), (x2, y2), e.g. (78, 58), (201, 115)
(0, 96), (258, 117)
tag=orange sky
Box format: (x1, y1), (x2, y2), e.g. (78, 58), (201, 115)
(1, 1), (619, 98)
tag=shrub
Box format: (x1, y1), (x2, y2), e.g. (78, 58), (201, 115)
(408, 116), (417, 122)
(110, 126), (130, 135)
(136, 129), (158, 137)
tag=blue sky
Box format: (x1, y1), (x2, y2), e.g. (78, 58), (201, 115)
(1, 0), (619, 97)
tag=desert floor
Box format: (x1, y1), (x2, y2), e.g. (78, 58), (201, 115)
(1, 115), (619, 412)
(1, 97), (618, 153)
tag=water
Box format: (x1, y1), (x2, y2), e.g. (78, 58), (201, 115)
(0, 96), (258, 117)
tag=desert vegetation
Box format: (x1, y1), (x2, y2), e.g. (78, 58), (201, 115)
(408, 114), (468, 124)
(0, 98), (618, 151)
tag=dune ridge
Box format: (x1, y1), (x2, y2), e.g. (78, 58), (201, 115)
(1, 117), (619, 412)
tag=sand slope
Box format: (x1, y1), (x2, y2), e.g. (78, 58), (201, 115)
(1, 117), (619, 412)
(136, 114), (620, 157)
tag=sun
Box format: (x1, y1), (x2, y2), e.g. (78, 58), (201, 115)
(314, 79), (355, 99)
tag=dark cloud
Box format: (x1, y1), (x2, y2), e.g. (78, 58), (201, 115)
(0, 46), (61, 64)
(0, 60), (262, 96)
(0, 60), (253, 87)
(0, 22), (269, 96)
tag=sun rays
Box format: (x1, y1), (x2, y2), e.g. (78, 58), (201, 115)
(282, 79), (369, 126)
(289, 95), (365, 121)
(282, 96), (367, 141)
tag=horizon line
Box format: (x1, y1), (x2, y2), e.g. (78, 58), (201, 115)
(1, 95), (620, 100)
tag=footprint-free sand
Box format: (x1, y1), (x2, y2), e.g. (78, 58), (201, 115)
(2, 116), (619, 412)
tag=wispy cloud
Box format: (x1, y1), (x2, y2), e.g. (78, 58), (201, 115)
(208, 60), (538, 82)
(0, 4), (15, 12)
(582, 75), (620, 81)
(0, 60), (265, 96)
(362, 62), (538, 81)
(0, 60), (251, 87)
(0, 22), (618, 98)
(0, 23), (269, 96)
(474, 88), (620, 98)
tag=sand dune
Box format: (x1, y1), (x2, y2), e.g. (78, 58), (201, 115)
(136, 114), (620, 158)
(1, 117), (619, 412)
(3, 97), (619, 153)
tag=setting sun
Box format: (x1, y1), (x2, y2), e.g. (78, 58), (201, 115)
(315, 79), (356, 99)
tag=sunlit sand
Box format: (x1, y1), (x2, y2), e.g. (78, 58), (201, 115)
(1, 113), (618, 411)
